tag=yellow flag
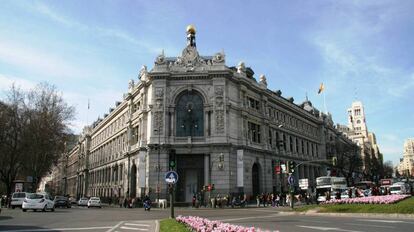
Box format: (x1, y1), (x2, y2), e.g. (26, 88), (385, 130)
(318, 83), (324, 94)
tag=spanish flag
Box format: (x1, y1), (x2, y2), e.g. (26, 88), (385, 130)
(318, 83), (324, 94)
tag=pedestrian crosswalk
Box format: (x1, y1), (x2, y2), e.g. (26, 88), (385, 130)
(110, 220), (155, 232)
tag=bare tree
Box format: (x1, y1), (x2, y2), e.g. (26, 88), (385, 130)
(0, 83), (75, 194)
(0, 86), (27, 197)
(382, 161), (394, 178)
(21, 83), (75, 190)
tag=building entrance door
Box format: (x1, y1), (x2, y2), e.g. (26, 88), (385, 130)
(176, 154), (204, 203)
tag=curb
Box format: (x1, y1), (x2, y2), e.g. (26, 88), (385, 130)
(155, 220), (160, 232)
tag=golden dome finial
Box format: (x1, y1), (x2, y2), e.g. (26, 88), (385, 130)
(186, 24), (196, 34)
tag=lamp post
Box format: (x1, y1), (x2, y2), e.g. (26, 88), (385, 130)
(155, 126), (161, 202)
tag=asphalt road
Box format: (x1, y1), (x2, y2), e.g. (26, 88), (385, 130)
(0, 206), (413, 232)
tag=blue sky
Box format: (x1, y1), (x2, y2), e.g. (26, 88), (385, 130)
(0, 0), (413, 165)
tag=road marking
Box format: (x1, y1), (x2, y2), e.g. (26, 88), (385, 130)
(106, 221), (125, 232)
(119, 226), (148, 231)
(124, 223), (150, 227)
(345, 223), (393, 228)
(356, 219), (405, 223)
(155, 220), (159, 232)
(219, 214), (280, 222)
(1, 226), (113, 232)
(297, 225), (365, 232)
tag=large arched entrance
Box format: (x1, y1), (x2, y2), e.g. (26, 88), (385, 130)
(130, 164), (137, 198)
(252, 163), (261, 197)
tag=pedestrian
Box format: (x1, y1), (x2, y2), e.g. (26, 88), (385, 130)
(256, 195), (260, 207)
(123, 197), (128, 208)
(192, 194), (196, 207)
(276, 194), (280, 207)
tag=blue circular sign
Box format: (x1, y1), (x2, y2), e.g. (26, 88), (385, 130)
(288, 175), (295, 185)
(165, 171), (179, 184)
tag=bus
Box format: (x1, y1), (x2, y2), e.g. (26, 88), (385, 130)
(316, 176), (347, 202)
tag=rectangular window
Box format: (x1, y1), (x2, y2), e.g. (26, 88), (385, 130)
(268, 129), (272, 145)
(248, 122), (261, 143)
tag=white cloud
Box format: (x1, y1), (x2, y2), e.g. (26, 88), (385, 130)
(0, 73), (36, 92)
(0, 39), (92, 79)
(33, 2), (163, 54)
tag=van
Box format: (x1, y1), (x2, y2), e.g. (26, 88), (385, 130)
(389, 182), (408, 195)
(11, 192), (27, 209)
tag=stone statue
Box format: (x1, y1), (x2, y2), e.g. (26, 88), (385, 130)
(237, 61), (246, 75)
(139, 65), (148, 81)
(128, 79), (135, 92)
(259, 74), (268, 88)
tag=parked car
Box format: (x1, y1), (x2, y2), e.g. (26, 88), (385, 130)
(87, 197), (101, 208)
(69, 196), (77, 205)
(22, 193), (55, 212)
(54, 196), (71, 208)
(11, 192), (27, 209)
(78, 197), (89, 206)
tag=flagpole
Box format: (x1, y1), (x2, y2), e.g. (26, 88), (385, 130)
(323, 89), (327, 114)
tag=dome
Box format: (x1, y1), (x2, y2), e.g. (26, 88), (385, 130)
(186, 24), (196, 34)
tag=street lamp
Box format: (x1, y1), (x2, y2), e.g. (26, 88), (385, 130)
(155, 126), (161, 202)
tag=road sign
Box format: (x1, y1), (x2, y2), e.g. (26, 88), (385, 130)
(165, 171), (179, 184)
(299, 178), (309, 190)
(288, 175), (295, 185)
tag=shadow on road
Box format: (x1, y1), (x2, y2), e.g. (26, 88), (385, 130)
(0, 225), (59, 231)
(0, 216), (12, 221)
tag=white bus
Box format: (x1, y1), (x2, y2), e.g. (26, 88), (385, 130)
(316, 176), (347, 202)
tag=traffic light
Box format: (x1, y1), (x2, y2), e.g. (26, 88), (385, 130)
(207, 184), (212, 192)
(288, 161), (295, 173)
(169, 149), (176, 170)
(332, 157), (337, 166)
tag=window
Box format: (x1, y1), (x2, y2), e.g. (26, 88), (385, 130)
(355, 109), (361, 116)
(176, 90), (204, 137)
(247, 97), (260, 111)
(248, 122), (261, 143)
(268, 129), (272, 145)
(356, 120), (361, 124)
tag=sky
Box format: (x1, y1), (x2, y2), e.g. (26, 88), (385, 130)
(0, 0), (413, 166)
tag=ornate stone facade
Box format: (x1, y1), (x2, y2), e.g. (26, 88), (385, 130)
(50, 27), (358, 203)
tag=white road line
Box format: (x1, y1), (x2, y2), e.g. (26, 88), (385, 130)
(119, 226), (148, 231)
(219, 214), (280, 222)
(106, 221), (125, 232)
(1, 226), (113, 232)
(124, 223), (150, 227)
(345, 223), (394, 228)
(155, 220), (159, 232)
(356, 219), (405, 223)
(297, 225), (365, 232)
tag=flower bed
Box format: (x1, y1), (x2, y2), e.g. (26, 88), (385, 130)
(323, 195), (410, 205)
(176, 215), (278, 232)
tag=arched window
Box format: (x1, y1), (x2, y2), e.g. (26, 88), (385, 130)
(176, 90), (204, 137)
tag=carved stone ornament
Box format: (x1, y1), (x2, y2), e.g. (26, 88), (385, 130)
(154, 112), (163, 134)
(215, 110), (225, 134)
(155, 50), (166, 65)
(155, 88), (164, 98)
(139, 65), (149, 81)
(214, 86), (224, 96)
(259, 74), (268, 88)
(237, 61), (246, 75)
(212, 52), (225, 64)
(128, 79), (135, 92)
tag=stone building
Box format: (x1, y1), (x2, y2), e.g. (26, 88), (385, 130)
(50, 26), (357, 202)
(398, 138), (414, 176)
(337, 101), (383, 180)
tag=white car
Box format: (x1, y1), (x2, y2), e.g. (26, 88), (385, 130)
(11, 192), (27, 209)
(87, 197), (101, 208)
(22, 193), (55, 212)
(78, 197), (89, 206)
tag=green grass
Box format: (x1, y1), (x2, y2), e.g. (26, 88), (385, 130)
(159, 219), (190, 232)
(295, 196), (414, 214)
